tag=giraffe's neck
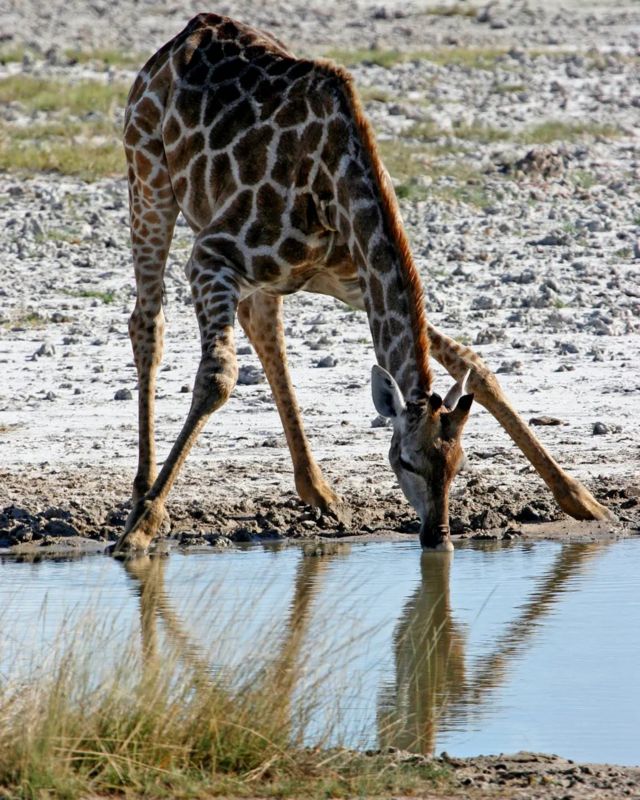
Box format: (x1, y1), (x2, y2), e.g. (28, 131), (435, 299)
(326, 80), (433, 401)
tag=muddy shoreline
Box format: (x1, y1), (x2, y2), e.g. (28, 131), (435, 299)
(1, 464), (637, 556)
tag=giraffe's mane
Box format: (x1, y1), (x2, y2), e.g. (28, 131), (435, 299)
(313, 59), (434, 395)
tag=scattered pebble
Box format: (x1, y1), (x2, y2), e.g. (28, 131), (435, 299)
(529, 416), (565, 426)
(31, 342), (55, 360)
(315, 355), (338, 368)
(496, 360), (523, 375)
(237, 365), (264, 385)
(114, 388), (133, 400)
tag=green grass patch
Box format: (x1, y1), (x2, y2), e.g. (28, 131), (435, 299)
(63, 288), (117, 303)
(2, 310), (49, 329)
(405, 120), (511, 145)
(325, 46), (506, 70)
(0, 132), (124, 180)
(571, 169), (598, 190)
(358, 86), (394, 103)
(0, 44), (27, 64)
(0, 76), (130, 179)
(491, 82), (526, 94)
(404, 120), (444, 142)
(423, 2), (478, 16)
(378, 138), (491, 207)
(0, 75), (129, 115)
(522, 120), (620, 144)
(64, 47), (146, 69)
(454, 123), (511, 143)
(325, 48), (407, 69)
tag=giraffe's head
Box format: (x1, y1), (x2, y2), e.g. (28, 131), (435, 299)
(371, 365), (473, 551)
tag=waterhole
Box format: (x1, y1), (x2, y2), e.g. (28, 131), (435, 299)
(1, 539), (638, 764)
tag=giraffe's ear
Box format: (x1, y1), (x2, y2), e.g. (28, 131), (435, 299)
(445, 393), (474, 436)
(371, 365), (405, 419)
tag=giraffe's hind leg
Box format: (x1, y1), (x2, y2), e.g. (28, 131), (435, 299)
(237, 292), (350, 525)
(126, 159), (179, 517)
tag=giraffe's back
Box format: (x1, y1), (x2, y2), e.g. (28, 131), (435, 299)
(125, 15), (356, 291)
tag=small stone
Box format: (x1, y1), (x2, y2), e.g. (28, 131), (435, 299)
(475, 328), (505, 345)
(496, 360), (523, 374)
(43, 519), (78, 537)
(556, 341), (579, 355)
(236, 345), (252, 355)
(528, 232), (569, 247)
(27, 217), (45, 238)
(316, 355), (338, 368)
(114, 388), (133, 400)
(371, 414), (391, 428)
(529, 416), (564, 426)
(180, 384), (191, 393)
(471, 295), (497, 311)
(592, 421), (609, 435)
(237, 365), (264, 385)
(32, 342), (55, 360)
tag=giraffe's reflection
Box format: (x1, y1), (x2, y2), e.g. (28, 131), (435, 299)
(123, 554), (213, 684)
(122, 543), (346, 736)
(379, 541), (607, 754)
(121, 540), (607, 754)
(378, 551), (464, 753)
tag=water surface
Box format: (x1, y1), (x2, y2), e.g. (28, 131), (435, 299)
(1, 538), (638, 765)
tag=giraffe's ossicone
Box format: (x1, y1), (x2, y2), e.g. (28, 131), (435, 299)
(113, 13), (612, 554)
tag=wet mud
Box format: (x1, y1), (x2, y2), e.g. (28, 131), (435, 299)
(1, 466), (637, 554)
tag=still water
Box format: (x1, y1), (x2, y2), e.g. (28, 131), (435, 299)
(1, 539), (639, 765)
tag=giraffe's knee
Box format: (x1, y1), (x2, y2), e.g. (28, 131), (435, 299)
(192, 351), (238, 415)
(129, 304), (165, 365)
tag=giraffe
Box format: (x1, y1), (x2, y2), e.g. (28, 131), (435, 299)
(114, 13), (612, 554)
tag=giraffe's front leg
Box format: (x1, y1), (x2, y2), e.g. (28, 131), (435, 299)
(237, 292), (351, 526)
(426, 323), (614, 522)
(128, 300), (171, 540)
(114, 261), (241, 554)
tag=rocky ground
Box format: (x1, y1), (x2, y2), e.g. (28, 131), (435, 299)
(0, 0), (639, 789)
(391, 749), (640, 799)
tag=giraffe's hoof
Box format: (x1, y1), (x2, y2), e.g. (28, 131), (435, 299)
(112, 499), (169, 555)
(321, 500), (352, 529)
(555, 481), (617, 523)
